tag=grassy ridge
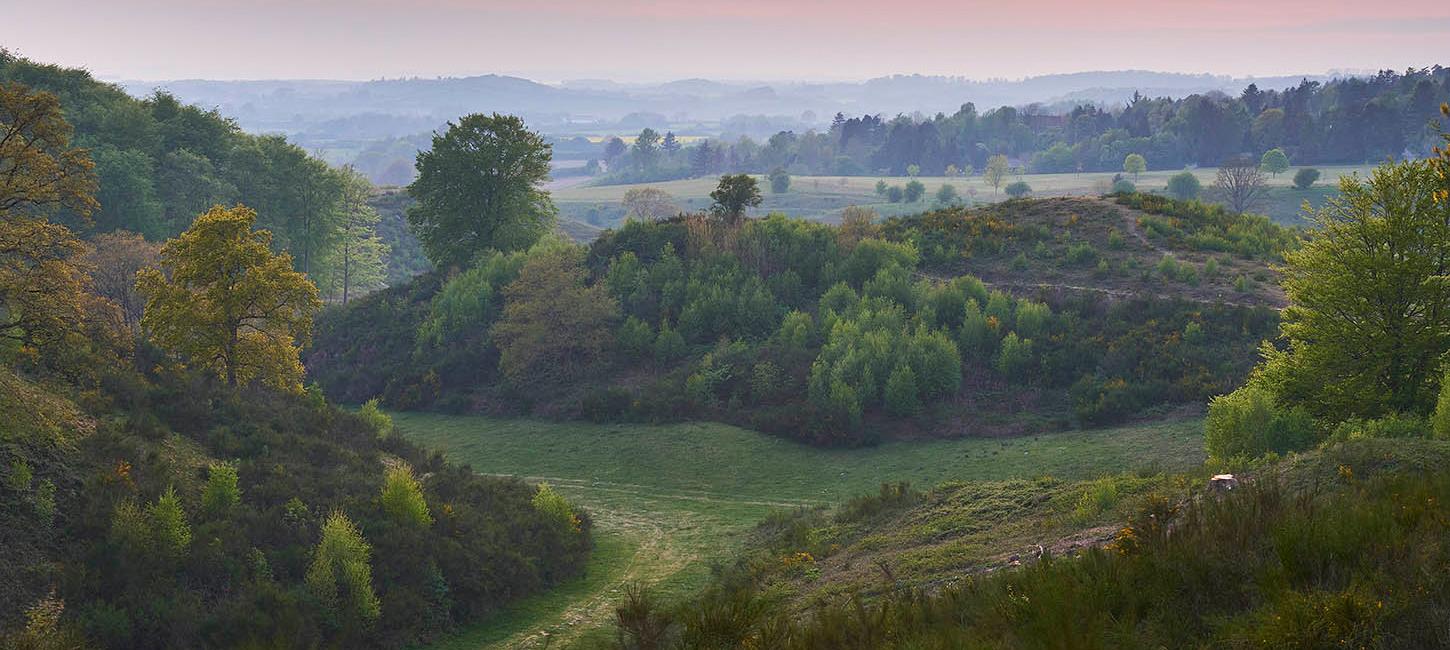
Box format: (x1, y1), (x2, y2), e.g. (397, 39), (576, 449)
(396, 413), (1205, 648)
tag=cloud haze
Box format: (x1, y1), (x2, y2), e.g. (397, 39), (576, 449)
(5, 0), (1448, 81)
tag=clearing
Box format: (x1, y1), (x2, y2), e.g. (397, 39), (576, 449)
(401, 414), (1206, 648)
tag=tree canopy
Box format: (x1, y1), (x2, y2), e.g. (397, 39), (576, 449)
(406, 113), (556, 268)
(138, 205), (321, 391)
(709, 174), (762, 224)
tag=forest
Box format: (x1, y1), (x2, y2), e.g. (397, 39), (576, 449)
(591, 69), (1450, 184)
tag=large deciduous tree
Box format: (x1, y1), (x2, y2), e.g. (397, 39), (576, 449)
(621, 187), (679, 221)
(709, 174), (762, 225)
(82, 230), (160, 328)
(984, 154), (1010, 194)
(1213, 155), (1269, 213)
(138, 205), (321, 391)
(407, 113), (555, 268)
(0, 83), (97, 220)
(1257, 160), (1450, 420)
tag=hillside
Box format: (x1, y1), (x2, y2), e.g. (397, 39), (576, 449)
(611, 436), (1450, 648)
(310, 194), (1291, 445)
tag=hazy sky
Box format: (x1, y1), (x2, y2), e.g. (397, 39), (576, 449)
(6, 0), (1449, 82)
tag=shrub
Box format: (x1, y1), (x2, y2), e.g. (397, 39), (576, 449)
(751, 361), (785, 402)
(532, 483), (581, 533)
(1014, 301), (1051, 340)
(1005, 181), (1031, 198)
(1204, 384), (1316, 461)
(775, 310), (814, 351)
(149, 486), (191, 557)
(935, 184), (959, 205)
(306, 511), (381, 624)
(884, 364), (921, 416)
(1111, 179), (1137, 194)
(381, 464), (433, 528)
(357, 398), (394, 439)
(904, 180), (926, 203)
(1065, 242), (1098, 266)
(886, 185), (904, 203)
(1293, 167), (1321, 190)
(1328, 414), (1428, 442)
(768, 167), (791, 193)
(1167, 171), (1201, 200)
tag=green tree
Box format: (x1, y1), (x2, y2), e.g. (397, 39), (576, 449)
(1005, 181), (1031, 198)
(1258, 161), (1450, 420)
(491, 246), (619, 387)
(407, 113), (555, 268)
(202, 462), (241, 516)
(1293, 167), (1321, 190)
(768, 167), (791, 194)
(380, 464), (432, 528)
(1260, 148), (1290, 177)
(886, 185), (904, 203)
(306, 511), (381, 625)
(903, 180), (926, 202)
(874, 180), (888, 196)
(137, 205), (322, 391)
(905, 164), (920, 177)
(984, 154), (1010, 194)
(653, 324), (687, 363)
(1167, 171), (1202, 200)
(631, 128), (661, 173)
(996, 332), (1034, 379)
(709, 174), (762, 225)
(357, 398), (394, 439)
(1123, 153), (1147, 180)
(322, 167), (388, 304)
(884, 364), (921, 416)
(149, 485), (192, 557)
(935, 184), (959, 205)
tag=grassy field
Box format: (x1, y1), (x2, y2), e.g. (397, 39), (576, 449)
(398, 414), (1206, 648)
(553, 164), (1372, 229)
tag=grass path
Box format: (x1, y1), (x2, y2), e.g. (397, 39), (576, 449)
(401, 414), (1206, 649)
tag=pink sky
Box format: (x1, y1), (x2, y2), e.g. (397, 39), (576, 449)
(5, 0), (1448, 81)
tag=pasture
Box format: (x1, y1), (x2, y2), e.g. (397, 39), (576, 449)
(399, 414), (1206, 648)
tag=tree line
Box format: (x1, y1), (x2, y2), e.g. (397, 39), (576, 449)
(592, 68), (1450, 184)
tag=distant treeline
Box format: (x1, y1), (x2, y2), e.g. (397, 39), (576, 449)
(595, 68), (1450, 183)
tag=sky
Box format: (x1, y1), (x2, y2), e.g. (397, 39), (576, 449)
(4, 0), (1449, 82)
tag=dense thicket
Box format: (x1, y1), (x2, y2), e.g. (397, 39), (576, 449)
(0, 52), (394, 301)
(595, 68), (1450, 183)
(311, 194), (1285, 445)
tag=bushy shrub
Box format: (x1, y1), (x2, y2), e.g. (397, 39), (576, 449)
(357, 398), (395, 439)
(654, 325), (687, 363)
(532, 483), (581, 533)
(618, 316), (655, 359)
(1111, 179), (1137, 194)
(904, 180), (926, 202)
(582, 387), (634, 422)
(201, 462), (240, 516)
(1014, 301), (1051, 340)
(1328, 414), (1429, 442)
(775, 310), (815, 351)
(1167, 171), (1201, 200)
(1065, 242), (1098, 266)
(1293, 167), (1321, 190)
(1005, 181), (1031, 198)
(1204, 384), (1316, 461)
(381, 464), (433, 528)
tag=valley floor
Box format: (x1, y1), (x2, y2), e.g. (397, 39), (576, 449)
(396, 414), (1206, 649)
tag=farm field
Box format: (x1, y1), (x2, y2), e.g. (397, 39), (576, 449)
(398, 413), (1206, 648)
(552, 164), (1373, 229)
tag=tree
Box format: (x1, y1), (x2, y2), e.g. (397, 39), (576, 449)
(1166, 171), (1202, 200)
(903, 179), (926, 202)
(326, 168), (388, 304)
(906, 164), (920, 177)
(406, 113), (555, 268)
(533, 483), (581, 533)
(996, 332), (1034, 379)
(306, 511), (381, 625)
(1005, 181), (1031, 198)
(0, 83), (97, 221)
(380, 464), (432, 528)
(884, 364), (921, 416)
(137, 205), (321, 391)
(202, 462), (241, 516)
(1213, 155), (1269, 213)
(1293, 167), (1321, 190)
(631, 128), (661, 172)
(709, 174), (762, 225)
(1123, 153), (1147, 180)
(0, 218), (109, 362)
(602, 137), (627, 168)
(1260, 148), (1290, 177)
(1257, 161), (1450, 420)
(621, 187), (679, 221)
(490, 246), (619, 387)
(148, 485), (192, 557)
(984, 154), (1010, 194)
(661, 131), (681, 156)
(768, 167), (791, 194)
(837, 206), (879, 250)
(1432, 367), (1450, 440)
(83, 231), (160, 328)
(874, 180), (888, 196)
(935, 184), (959, 205)
(1203, 384), (1315, 461)
(886, 185), (904, 203)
